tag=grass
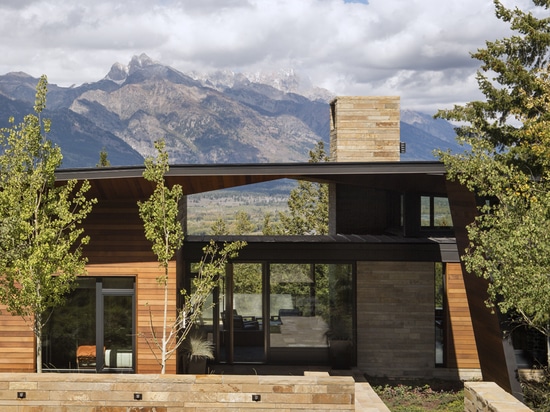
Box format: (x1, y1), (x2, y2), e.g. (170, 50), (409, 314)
(371, 379), (464, 412)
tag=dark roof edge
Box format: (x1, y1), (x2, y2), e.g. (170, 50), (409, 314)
(55, 161), (446, 181)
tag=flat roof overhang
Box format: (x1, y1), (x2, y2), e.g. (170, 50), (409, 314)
(182, 234), (460, 263)
(55, 161), (447, 200)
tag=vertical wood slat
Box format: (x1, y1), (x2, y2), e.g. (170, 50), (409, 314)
(445, 262), (480, 369)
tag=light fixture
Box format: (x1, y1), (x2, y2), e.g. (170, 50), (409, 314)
(134, 393), (143, 400)
(17, 392), (26, 399)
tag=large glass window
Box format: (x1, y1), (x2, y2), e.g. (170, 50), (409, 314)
(269, 263), (353, 364)
(42, 277), (135, 372)
(192, 261), (354, 366)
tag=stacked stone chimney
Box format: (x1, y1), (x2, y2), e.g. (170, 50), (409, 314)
(329, 96), (400, 162)
(328, 96), (401, 235)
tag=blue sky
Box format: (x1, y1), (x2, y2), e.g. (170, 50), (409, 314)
(0, 0), (534, 114)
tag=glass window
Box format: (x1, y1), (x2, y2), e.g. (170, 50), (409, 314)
(421, 196), (453, 228)
(435, 263), (445, 366)
(269, 263), (353, 363)
(42, 277), (135, 372)
(103, 295), (133, 369)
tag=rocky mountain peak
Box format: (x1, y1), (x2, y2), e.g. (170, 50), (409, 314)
(105, 54), (159, 84)
(105, 62), (129, 84)
(0, 54), (461, 168)
(128, 53), (156, 73)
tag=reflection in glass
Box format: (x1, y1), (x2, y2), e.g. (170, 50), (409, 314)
(42, 277), (135, 372)
(269, 263), (353, 363)
(223, 263), (264, 363)
(103, 295), (133, 369)
(42, 278), (96, 370)
(435, 263), (445, 366)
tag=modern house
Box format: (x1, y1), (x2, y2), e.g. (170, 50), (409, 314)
(0, 96), (521, 395)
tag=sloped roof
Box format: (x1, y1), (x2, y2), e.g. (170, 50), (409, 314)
(56, 161), (447, 200)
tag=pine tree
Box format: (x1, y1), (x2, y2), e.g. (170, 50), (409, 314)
(265, 141), (329, 235)
(436, 0), (550, 365)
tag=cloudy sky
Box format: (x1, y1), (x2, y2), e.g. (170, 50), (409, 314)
(0, 0), (536, 114)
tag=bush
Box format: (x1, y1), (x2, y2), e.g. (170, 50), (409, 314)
(522, 368), (550, 412)
(372, 380), (463, 412)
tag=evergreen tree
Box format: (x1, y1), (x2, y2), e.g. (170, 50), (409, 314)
(0, 75), (96, 372)
(436, 0), (550, 365)
(96, 148), (111, 167)
(265, 141), (329, 235)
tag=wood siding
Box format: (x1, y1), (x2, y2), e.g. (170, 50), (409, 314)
(82, 199), (156, 265)
(82, 198), (179, 374)
(86, 262), (177, 374)
(446, 179), (520, 394)
(445, 262), (480, 369)
(0, 308), (34, 372)
(0, 198), (178, 374)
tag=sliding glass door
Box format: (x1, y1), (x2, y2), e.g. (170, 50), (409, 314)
(220, 263), (265, 363)
(212, 262), (353, 366)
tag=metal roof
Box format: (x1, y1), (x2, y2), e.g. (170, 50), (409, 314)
(55, 161), (447, 199)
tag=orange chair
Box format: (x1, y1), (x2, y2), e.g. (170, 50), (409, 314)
(76, 345), (97, 368)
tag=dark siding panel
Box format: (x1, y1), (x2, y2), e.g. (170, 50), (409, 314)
(446, 179), (521, 396)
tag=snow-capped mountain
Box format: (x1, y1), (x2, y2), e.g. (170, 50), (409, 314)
(0, 54), (459, 168)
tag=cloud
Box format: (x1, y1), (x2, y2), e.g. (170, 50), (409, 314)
(0, 0), (525, 113)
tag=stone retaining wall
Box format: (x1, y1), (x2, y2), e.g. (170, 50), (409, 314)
(0, 372), (357, 411)
(465, 381), (533, 412)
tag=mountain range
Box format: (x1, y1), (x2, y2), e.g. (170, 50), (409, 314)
(0, 54), (462, 169)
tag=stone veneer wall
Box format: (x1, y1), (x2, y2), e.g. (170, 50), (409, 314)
(0, 372), (357, 411)
(329, 96), (400, 162)
(356, 261), (436, 378)
(464, 382), (533, 412)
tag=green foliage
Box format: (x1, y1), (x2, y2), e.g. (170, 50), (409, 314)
(139, 139), (184, 277)
(138, 139), (184, 373)
(374, 382), (464, 412)
(436, 0), (550, 359)
(264, 141), (329, 235)
(234, 210), (255, 235)
(138, 140), (245, 372)
(0, 75), (96, 372)
(96, 148), (111, 167)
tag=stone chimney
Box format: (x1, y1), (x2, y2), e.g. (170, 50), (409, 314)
(329, 96), (400, 162)
(328, 96), (401, 235)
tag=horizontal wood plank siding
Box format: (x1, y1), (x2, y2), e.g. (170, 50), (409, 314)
(82, 200), (156, 264)
(0, 308), (34, 372)
(0, 194), (178, 374)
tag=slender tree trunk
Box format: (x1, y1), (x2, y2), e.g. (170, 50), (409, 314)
(35, 315), (42, 373)
(161, 273), (168, 374)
